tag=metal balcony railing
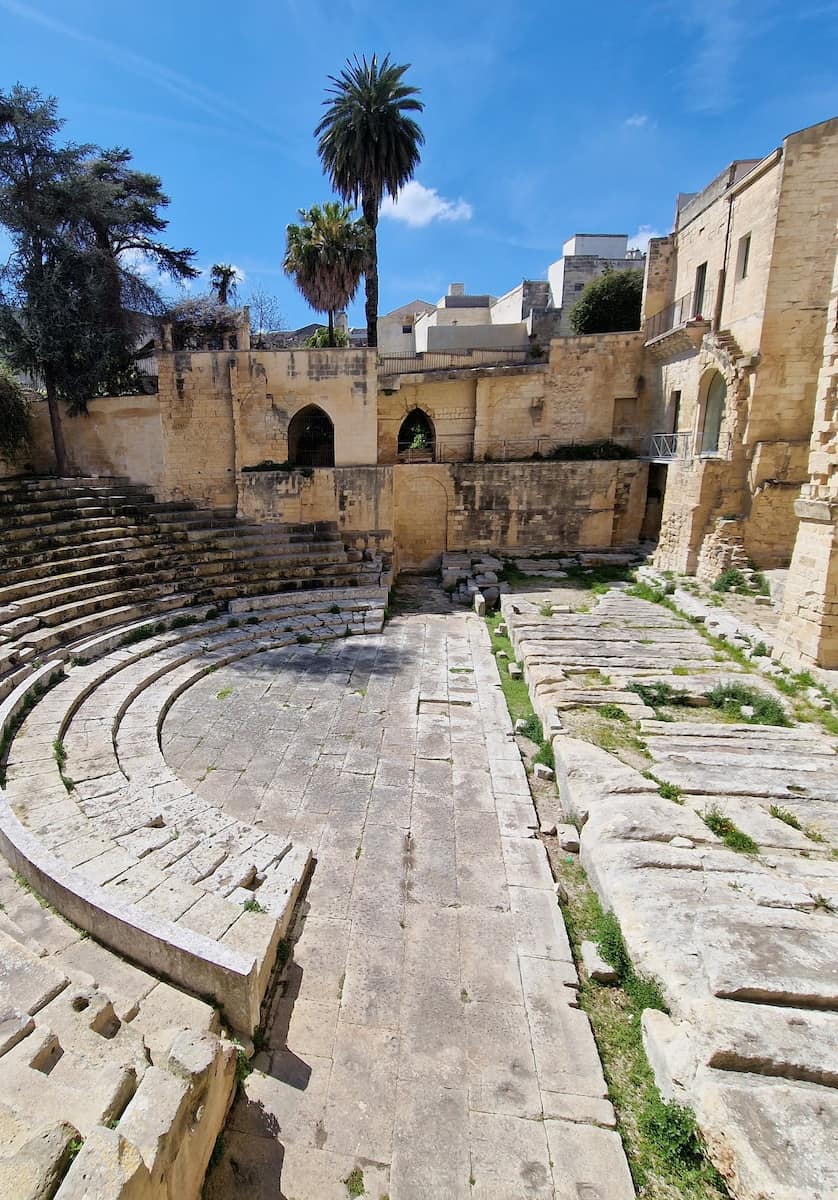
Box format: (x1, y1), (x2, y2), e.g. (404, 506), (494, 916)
(645, 291), (702, 342)
(647, 431), (693, 459)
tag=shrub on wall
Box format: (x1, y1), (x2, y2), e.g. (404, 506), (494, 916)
(569, 268), (643, 334)
(0, 364), (31, 463)
(547, 440), (635, 461)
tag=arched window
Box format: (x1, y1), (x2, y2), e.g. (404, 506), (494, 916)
(397, 409), (436, 461)
(287, 405), (335, 468)
(700, 371), (726, 455)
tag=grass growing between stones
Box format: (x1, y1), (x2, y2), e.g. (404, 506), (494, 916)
(702, 807), (759, 855)
(485, 612), (533, 724)
(559, 860), (729, 1199)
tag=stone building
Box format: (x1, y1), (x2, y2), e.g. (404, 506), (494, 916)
(7, 116), (838, 665)
(642, 117), (838, 603)
(547, 234), (646, 334)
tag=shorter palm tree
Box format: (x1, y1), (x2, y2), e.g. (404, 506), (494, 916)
(283, 203), (367, 347)
(209, 263), (239, 305)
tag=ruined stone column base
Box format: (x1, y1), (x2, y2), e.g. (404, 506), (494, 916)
(775, 499), (838, 668)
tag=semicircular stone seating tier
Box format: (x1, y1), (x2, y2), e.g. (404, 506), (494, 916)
(0, 589), (386, 1036)
(0, 473), (388, 1194)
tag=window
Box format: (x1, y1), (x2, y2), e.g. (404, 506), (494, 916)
(699, 371), (726, 455)
(736, 233), (751, 280)
(670, 390), (681, 435)
(575, 282), (585, 292)
(402, 324), (412, 334)
(693, 262), (707, 318)
(287, 405), (335, 467)
(397, 409), (435, 460)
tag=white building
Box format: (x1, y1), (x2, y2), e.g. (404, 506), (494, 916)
(548, 234), (645, 333)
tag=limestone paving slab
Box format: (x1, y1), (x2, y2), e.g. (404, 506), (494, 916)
(503, 586), (838, 1199)
(163, 591), (631, 1199)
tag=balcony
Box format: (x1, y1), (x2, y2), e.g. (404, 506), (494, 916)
(644, 430), (732, 462)
(644, 431), (693, 461)
(644, 291), (710, 358)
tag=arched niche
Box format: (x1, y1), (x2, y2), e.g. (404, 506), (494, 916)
(287, 405), (335, 468)
(699, 370), (727, 455)
(397, 409), (436, 462)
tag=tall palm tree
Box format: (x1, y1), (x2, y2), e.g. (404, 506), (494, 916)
(283, 202), (367, 346)
(315, 54), (424, 347)
(209, 263), (239, 305)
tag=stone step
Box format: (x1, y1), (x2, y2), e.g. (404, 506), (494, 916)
(0, 572), (187, 621)
(17, 594), (191, 656)
(1, 543), (180, 587)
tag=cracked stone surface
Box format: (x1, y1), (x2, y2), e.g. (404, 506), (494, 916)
(167, 582), (633, 1200)
(503, 587), (838, 1200)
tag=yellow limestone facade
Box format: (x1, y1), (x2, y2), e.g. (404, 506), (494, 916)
(7, 113), (838, 662)
(775, 222), (838, 667)
(645, 117), (838, 579)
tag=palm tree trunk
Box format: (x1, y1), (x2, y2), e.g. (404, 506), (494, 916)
(44, 370), (69, 477)
(362, 197), (379, 347)
(328, 310), (335, 347)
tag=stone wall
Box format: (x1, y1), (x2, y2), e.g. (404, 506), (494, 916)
(776, 219), (838, 667)
(378, 376), (477, 463)
(237, 459), (648, 572)
(473, 333), (646, 457)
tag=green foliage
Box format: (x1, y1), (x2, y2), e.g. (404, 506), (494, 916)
(315, 53), (424, 344)
(209, 263), (239, 306)
(599, 703), (629, 721)
(284, 202), (367, 345)
(242, 896), (265, 913)
(306, 324), (350, 348)
(769, 805), (802, 830)
(169, 614), (197, 629)
(752, 641), (768, 658)
(52, 738), (67, 768)
(713, 568), (747, 593)
(120, 623), (156, 646)
(0, 87), (196, 470)
(0, 362), (30, 462)
(703, 807), (758, 854)
(234, 1045), (252, 1087)
(518, 713), (544, 743)
(628, 680), (690, 708)
(297, 633), (312, 644)
(595, 910), (633, 978)
(343, 1167), (365, 1197)
(627, 580), (667, 604)
(706, 681), (789, 727)
(547, 439), (635, 461)
(639, 1095), (709, 1174)
(568, 267), (643, 335)
(226, 617), (240, 628)
(533, 739), (554, 771)
(204, 607), (219, 620)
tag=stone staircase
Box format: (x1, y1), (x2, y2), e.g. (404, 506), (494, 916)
(0, 474), (389, 1198)
(0, 474), (384, 701)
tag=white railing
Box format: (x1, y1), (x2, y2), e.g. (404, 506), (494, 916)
(647, 431), (693, 459)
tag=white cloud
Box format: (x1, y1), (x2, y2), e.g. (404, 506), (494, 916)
(625, 114), (648, 127)
(628, 225), (664, 252)
(380, 181), (473, 229)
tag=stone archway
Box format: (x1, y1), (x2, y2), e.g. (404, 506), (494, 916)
(397, 409), (436, 462)
(393, 468), (449, 571)
(698, 370), (726, 455)
(287, 405), (335, 467)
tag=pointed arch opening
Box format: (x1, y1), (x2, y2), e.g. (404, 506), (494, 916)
(397, 409), (436, 463)
(699, 370), (727, 455)
(287, 405), (335, 467)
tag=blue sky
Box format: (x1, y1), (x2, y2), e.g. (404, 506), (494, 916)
(1, 0), (837, 329)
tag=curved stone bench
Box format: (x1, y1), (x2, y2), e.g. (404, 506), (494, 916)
(0, 589), (386, 1034)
